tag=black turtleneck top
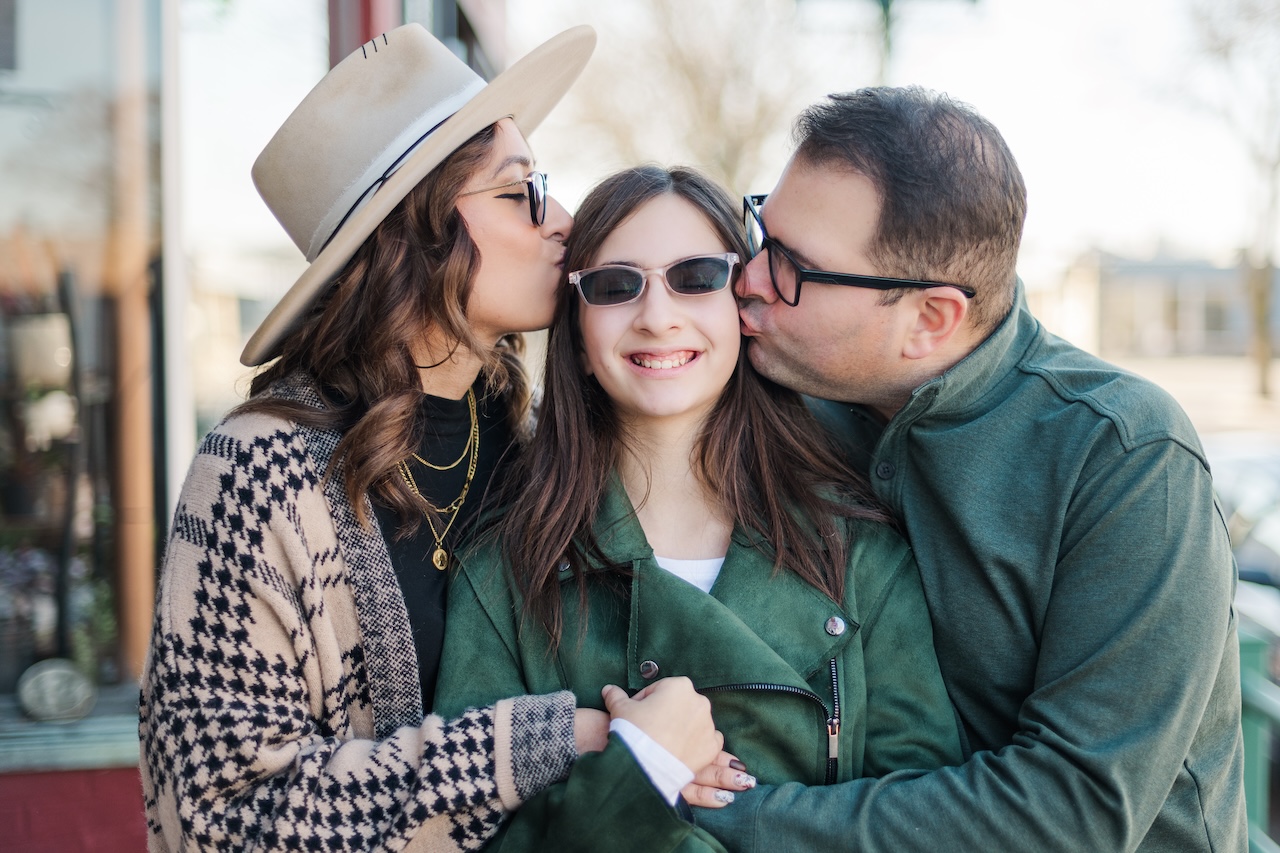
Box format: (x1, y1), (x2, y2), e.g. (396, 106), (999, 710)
(371, 387), (516, 711)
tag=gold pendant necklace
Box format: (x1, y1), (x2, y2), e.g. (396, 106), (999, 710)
(397, 387), (480, 570)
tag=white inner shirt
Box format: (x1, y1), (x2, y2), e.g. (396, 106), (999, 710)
(653, 554), (725, 593)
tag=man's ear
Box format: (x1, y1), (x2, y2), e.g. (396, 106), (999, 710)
(902, 288), (971, 360)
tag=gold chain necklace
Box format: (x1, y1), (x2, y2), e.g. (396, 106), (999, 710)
(412, 388), (475, 470)
(397, 388), (479, 570)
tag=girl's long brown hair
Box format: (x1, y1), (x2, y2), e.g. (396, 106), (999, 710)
(238, 124), (531, 533)
(501, 165), (891, 647)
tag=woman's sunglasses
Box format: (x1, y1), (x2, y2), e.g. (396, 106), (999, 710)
(569, 253), (741, 307)
(459, 171), (548, 226)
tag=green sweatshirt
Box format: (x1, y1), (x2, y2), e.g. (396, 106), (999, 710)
(696, 290), (1246, 852)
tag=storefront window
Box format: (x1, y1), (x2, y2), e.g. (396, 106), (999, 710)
(0, 0), (162, 693)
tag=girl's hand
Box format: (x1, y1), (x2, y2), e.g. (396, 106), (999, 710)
(601, 678), (722, 772)
(682, 751), (757, 809)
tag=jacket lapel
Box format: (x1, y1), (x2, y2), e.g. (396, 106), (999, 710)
(708, 536), (858, 681)
(592, 481), (857, 692)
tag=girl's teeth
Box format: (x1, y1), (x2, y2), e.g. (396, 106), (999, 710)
(632, 353), (692, 369)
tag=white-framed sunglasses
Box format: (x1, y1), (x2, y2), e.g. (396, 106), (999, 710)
(569, 253), (741, 306)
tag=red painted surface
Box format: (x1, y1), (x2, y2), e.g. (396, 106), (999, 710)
(361, 0), (401, 43)
(0, 767), (146, 853)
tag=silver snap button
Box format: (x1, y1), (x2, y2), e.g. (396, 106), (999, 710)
(825, 616), (847, 636)
(639, 660), (660, 679)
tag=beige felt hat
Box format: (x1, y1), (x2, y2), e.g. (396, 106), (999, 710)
(241, 23), (596, 366)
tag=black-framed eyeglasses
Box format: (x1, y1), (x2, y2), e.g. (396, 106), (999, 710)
(743, 193), (976, 306)
(569, 253), (741, 307)
(460, 171), (548, 226)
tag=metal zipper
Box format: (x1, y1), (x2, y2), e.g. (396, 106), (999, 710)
(700, 658), (841, 784)
(825, 658), (840, 784)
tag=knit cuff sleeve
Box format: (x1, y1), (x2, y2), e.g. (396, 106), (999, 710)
(492, 691), (578, 811)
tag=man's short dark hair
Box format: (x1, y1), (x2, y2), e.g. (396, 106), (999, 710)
(793, 86), (1027, 334)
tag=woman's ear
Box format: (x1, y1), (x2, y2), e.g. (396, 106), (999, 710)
(901, 288), (971, 360)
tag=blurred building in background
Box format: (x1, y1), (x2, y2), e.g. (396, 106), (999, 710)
(1030, 249), (1280, 360)
(0, 2), (503, 849)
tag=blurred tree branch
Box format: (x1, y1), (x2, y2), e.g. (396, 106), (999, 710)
(560, 0), (832, 194)
(1188, 0), (1280, 397)
(551, 0), (980, 196)
(849, 0), (977, 85)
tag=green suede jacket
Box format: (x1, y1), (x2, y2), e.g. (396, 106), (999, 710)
(436, 481), (962, 852)
(696, 289), (1246, 852)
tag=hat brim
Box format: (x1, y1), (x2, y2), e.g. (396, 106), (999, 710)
(240, 25), (596, 367)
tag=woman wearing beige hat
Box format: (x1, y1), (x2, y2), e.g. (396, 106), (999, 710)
(138, 23), (721, 853)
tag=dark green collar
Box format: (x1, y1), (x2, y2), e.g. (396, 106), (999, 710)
(590, 478), (856, 691)
(896, 279), (1042, 423)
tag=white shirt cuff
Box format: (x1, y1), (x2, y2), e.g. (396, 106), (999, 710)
(609, 718), (695, 806)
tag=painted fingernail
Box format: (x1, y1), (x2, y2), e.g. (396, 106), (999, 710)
(714, 790), (735, 804)
(728, 759), (748, 772)
(734, 773), (757, 788)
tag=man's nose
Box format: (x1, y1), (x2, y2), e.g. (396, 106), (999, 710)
(737, 251), (777, 303)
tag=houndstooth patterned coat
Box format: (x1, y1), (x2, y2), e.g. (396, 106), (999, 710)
(139, 376), (578, 852)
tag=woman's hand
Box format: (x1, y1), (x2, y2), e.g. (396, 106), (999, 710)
(601, 678), (722, 772)
(681, 751), (756, 808)
(573, 707), (610, 754)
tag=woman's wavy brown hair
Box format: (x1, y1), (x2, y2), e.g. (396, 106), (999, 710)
(500, 165), (891, 648)
(238, 123), (531, 534)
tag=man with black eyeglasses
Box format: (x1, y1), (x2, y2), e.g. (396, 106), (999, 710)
(699, 86), (1246, 852)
